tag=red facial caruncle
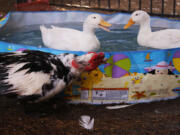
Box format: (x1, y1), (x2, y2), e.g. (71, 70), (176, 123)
(85, 52), (105, 71)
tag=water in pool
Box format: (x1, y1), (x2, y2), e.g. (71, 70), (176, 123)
(0, 23), (164, 52)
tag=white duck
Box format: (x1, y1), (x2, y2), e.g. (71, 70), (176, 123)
(124, 10), (180, 49)
(40, 14), (111, 52)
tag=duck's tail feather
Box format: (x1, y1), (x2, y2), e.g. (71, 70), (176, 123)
(0, 67), (16, 95)
(0, 81), (14, 95)
(40, 25), (47, 33)
(51, 25), (57, 29)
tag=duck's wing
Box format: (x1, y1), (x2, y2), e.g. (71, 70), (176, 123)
(0, 51), (52, 96)
(0, 51), (71, 102)
(41, 26), (85, 50)
(150, 29), (180, 49)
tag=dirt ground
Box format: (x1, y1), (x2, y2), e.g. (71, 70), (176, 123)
(0, 96), (180, 135)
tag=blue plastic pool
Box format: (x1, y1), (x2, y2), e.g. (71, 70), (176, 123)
(0, 11), (180, 104)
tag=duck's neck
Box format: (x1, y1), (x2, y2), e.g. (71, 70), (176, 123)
(138, 21), (152, 35)
(83, 23), (95, 34)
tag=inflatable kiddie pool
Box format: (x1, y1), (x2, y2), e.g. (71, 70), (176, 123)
(0, 11), (180, 104)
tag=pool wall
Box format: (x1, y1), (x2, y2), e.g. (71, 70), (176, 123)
(0, 11), (180, 104)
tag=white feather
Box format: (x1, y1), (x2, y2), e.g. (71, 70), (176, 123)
(79, 115), (94, 130)
(106, 104), (132, 109)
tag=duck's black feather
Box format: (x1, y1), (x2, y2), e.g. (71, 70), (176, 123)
(0, 50), (71, 81)
(0, 50), (75, 101)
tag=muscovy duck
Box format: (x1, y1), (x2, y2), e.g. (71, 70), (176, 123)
(0, 50), (105, 102)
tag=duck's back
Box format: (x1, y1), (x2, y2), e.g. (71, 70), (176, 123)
(138, 29), (180, 49)
(40, 26), (100, 51)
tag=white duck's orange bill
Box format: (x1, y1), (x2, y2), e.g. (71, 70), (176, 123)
(124, 18), (135, 29)
(99, 19), (112, 32)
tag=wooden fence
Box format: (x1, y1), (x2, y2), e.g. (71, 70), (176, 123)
(50, 0), (180, 17)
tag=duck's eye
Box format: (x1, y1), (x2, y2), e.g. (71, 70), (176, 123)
(93, 16), (96, 19)
(135, 13), (139, 16)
